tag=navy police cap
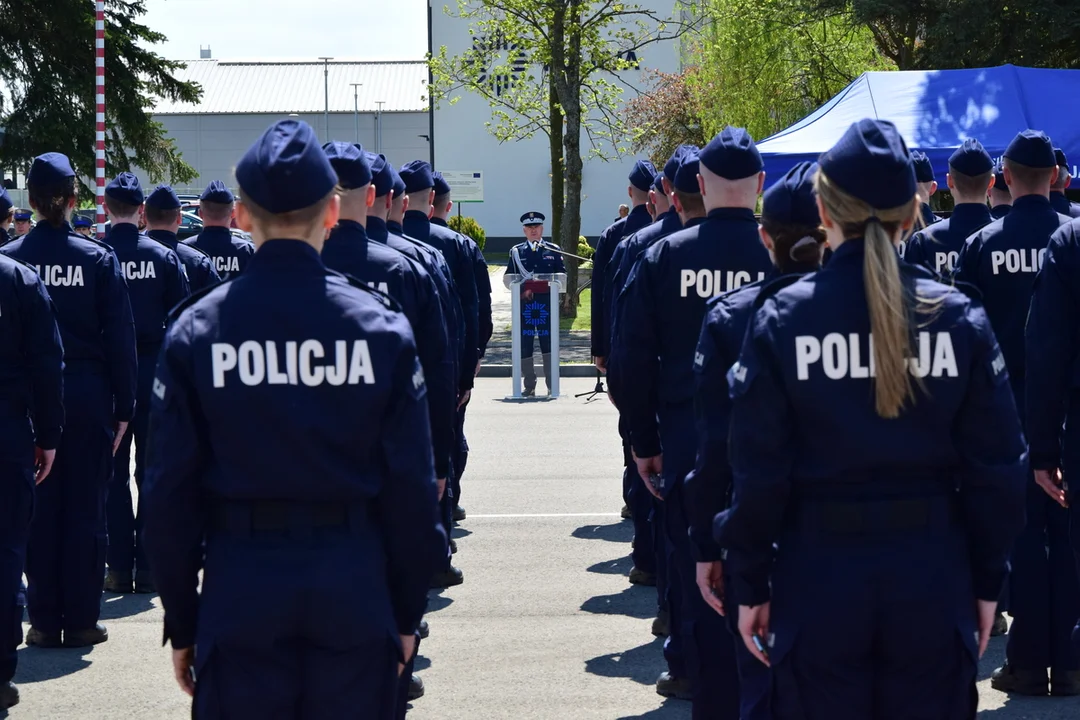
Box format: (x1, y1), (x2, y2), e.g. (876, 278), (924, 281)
(652, 172), (665, 193)
(106, 172), (145, 206)
(664, 145), (697, 183)
(948, 139), (993, 177)
(699, 126), (763, 180)
(673, 149), (701, 194)
(73, 215), (92, 228)
(28, 152), (76, 188)
(1004, 130), (1056, 169)
(762, 161), (820, 228)
(433, 171), (451, 196)
(993, 160), (1007, 189)
(389, 164), (406, 199)
(399, 160), (435, 194)
(236, 119), (337, 214)
(0, 187), (11, 217)
(146, 184), (181, 210)
(819, 119), (915, 210)
(13, 209), (31, 221)
(520, 211), (545, 226)
(629, 159), (656, 192)
(200, 180), (235, 204)
(1055, 147), (1069, 169)
(910, 151), (935, 183)
(366, 152), (394, 197)
(322, 141), (373, 190)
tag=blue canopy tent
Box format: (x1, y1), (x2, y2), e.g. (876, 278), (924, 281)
(757, 65), (1080, 190)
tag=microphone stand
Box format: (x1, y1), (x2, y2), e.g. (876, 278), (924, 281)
(576, 368), (608, 402)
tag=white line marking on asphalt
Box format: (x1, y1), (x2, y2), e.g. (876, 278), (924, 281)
(465, 513), (622, 518)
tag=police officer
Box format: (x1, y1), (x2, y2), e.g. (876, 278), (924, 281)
(145, 185), (221, 292)
(1050, 148), (1080, 219)
(506, 212), (566, 397)
(72, 215), (93, 238)
(592, 159), (656, 372)
(1, 153), (137, 648)
(0, 189), (13, 246)
(990, 160), (1012, 219)
(431, 170), (492, 521)
(102, 173), (189, 594)
(912, 149), (941, 228)
(957, 130), (1080, 696)
(1027, 217), (1080, 685)
(186, 181), (255, 280)
(616, 128), (772, 716)
(0, 248), (63, 711)
(904, 139), (995, 276)
(714, 118), (1028, 719)
(687, 161), (825, 720)
(11, 210), (32, 240)
(142, 118), (446, 718)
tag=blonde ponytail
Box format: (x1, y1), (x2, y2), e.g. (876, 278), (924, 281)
(815, 172), (921, 418)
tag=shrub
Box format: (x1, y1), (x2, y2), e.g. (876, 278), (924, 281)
(448, 215), (486, 252)
(577, 235), (595, 261)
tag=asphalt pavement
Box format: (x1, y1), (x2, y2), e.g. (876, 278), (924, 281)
(8, 377), (1080, 718)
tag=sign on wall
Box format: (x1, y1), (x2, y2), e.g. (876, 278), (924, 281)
(442, 171), (484, 203)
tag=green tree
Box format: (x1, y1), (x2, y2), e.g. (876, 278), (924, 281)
(0, 0), (201, 191)
(430, 1), (695, 314)
(624, 68), (709, 168)
(688, 0), (891, 142)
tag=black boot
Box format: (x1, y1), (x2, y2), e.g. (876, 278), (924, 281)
(629, 567), (657, 586)
(418, 619), (430, 639)
(103, 569), (133, 594)
(63, 624), (109, 648)
(655, 671), (692, 700)
(991, 663), (1048, 696)
(24, 627), (62, 648)
(134, 571), (156, 594)
(452, 506), (466, 522)
(1051, 670), (1080, 696)
(651, 609), (669, 638)
(430, 566), (464, 589)
(408, 675), (425, 700)
(1, 681), (19, 710)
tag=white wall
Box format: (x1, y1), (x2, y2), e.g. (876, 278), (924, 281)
(148, 111), (431, 193)
(430, 1), (683, 239)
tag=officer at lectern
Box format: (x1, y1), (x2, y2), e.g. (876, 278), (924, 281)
(507, 212), (565, 396)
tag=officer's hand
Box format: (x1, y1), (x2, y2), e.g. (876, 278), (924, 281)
(34, 447), (56, 485)
(1034, 468), (1067, 508)
(696, 561), (725, 617)
(593, 356), (607, 373)
(399, 633), (417, 677)
(458, 390), (472, 409)
(524, 289), (534, 301)
(975, 599), (997, 659)
(112, 421), (130, 456)
(739, 603), (771, 667)
(474, 359), (482, 377)
(436, 478), (447, 501)
(634, 454), (664, 501)
(172, 646), (196, 697)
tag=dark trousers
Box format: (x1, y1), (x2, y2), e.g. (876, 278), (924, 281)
(107, 356), (156, 577)
(724, 600), (771, 720)
(26, 372), (113, 635)
(194, 529), (401, 719)
(620, 416), (655, 575)
(0, 454), (33, 684)
(1006, 480), (1080, 672)
(451, 400), (469, 510)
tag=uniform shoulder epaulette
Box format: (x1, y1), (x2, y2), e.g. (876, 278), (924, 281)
(167, 279), (232, 321)
(180, 240), (214, 260)
(751, 274), (803, 310)
(71, 232), (114, 253)
(2, 253), (39, 274)
(336, 271), (403, 313)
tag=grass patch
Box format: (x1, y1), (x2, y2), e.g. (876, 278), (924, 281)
(561, 289), (591, 332)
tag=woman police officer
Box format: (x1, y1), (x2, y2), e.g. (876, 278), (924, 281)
(713, 119), (1028, 719)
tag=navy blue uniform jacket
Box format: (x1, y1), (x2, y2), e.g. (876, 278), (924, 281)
(141, 240), (446, 649)
(185, 226), (255, 281)
(714, 240), (1028, 606)
(1, 221), (137, 422)
(1050, 192), (1080, 219)
(149, 228), (221, 293)
(432, 217), (493, 360)
(904, 203), (993, 277)
(592, 204), (652, 358)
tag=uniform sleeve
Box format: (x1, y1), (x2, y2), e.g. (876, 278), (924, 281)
(954, 303), (1029, 601)
(1025, 227), (1079, 469)
(954, 232), (983, 288)
(165, 251), (190, 306)
(200, 256), (222, 291)
(407, 267), (456, 481)
(903, 232), (928, 271)
(685, 305), (733, 563)
(451, 238), (479, 392)
(613, 252), (662, 458)
(712, 305), (795, 607)
(591, 228), (614, 358)
(141, 312), (209, 649)
(19, 275), (64, 450)
(375, 338), (448, 635)
(98, 251), (138, 422)
(473, 245), (493, 358)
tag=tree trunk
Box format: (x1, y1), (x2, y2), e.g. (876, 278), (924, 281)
(555, 3), (583, 316)
(548, 72), (564, 273)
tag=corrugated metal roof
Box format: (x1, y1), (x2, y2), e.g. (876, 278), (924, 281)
(154, 59), (430, 115)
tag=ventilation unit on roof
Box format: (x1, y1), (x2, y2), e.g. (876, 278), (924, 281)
(200, 46), (212, 59)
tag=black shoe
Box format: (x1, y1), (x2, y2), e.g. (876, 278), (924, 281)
(629, 567), (657, 586)
(522, 387), (536, 398)
(453, 506), (467, 522)
(651, 609), (669, 638)
(991, 663), (1048, 696)
(103, 570), (133, 594)
(63, 624), (109, 648)
(450, 539), (458, 554)
(655, 671), (692, 700)
(430, 566), (464, 589)
(1051, 670), (1080, 696)
(25, 627), (62, 648)
(408, 674), (425, 701)
(1, 681), (19, 710)
(621, 504), (632, 520)
(991, 612), (1008, 637)
(134, 573), (156, 594)
(419, 619), (430, 639)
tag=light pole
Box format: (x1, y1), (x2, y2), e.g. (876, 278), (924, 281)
(318, 57), (333, 139)
(375, 101), (385, 153)
(350, 83), (363, 144)
(95, 1), (106, 236)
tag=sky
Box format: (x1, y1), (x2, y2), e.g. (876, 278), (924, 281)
(142, 0), (429, 61)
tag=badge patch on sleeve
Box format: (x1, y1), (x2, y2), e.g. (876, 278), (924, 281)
(986, 346), (1009, 386)
(409, 358), (427, 401)
(153, 377), (167, 401)
(727, 355), (759, 399)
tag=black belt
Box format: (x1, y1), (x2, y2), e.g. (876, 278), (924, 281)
(210, 500), (367, 533)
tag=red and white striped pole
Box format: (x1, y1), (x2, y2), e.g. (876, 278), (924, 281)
(95, 1), (106, 235)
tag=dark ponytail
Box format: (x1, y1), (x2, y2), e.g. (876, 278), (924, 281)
(28, 177), (77, 228)
(761, 220), (826, 274)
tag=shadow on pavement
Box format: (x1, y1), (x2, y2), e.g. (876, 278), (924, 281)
(585, 636), (668, 687)
(414, 654), (431, 672)
(451, 526), (473, 540)
(426, 591), (454, 614)
(587, 556), (633, 576)
(14, 645), (93, 683)
(572, 522), (633, 544)
(581, 585), (656, 620)
(99, 592), (156, 620)
(616, 700), (691, 720)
